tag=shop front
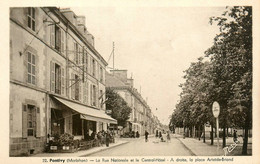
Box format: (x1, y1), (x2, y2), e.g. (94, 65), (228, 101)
(49, 96), (117, 152)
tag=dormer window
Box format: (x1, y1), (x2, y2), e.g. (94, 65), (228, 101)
(27, 7), (35, 31)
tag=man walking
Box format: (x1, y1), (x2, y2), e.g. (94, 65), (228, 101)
(145, 130), (149, 142)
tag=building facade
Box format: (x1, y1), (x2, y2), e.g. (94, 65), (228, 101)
(106, 70), (157, 136)
(10, 7), (116, 156)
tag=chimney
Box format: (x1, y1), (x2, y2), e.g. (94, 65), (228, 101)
(60, 8), (77, 27)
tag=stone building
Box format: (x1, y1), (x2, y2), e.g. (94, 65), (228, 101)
(106, 70), (157, 136)
(9, 7), (116, 156)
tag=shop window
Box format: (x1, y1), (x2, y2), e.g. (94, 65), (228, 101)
(51, 109), (64, 135)
(27, 52), (36, 85)
(72, 114), (82, 135)
(27, 7), (35, 31)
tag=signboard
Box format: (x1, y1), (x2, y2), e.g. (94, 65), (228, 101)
(212, 101), (220, 118)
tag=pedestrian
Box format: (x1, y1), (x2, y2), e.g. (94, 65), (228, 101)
(233, 130), (238, 143)
(159, 131), (162, 139)
(155, 130), (158, 138)
(136, 131), (139, 138)
(97, 132), (103, 146)
(105, 131), (111, 147)
(145, 130), (149, 142)
(166, 131), (171, 143)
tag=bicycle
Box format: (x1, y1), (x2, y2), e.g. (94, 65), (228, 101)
(223, 138), (241, 156)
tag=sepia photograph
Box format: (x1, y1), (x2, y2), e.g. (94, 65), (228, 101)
(2, 0), (260, 163)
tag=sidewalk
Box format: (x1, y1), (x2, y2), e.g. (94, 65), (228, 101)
(32, 139), (129, 157)
(175, 134), (252, 156)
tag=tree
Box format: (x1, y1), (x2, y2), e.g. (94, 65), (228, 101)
(206, 6), (252, 153)
(170, 6), (252, 155)
(105, 88), (132, 128)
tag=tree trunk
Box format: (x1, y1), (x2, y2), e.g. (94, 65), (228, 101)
(203, 124), (206, 143)
(211, 123), (214, 145)
(198, 125), (201, 141)
(226, 127), (229, 138)
(242, 104), (251, 155)
(193, 126), (196, 138)
(222, 126), (226, 148)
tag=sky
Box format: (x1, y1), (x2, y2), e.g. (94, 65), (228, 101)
(70, 6), (226, 125)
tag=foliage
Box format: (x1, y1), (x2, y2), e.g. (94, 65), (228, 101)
(106, 87), (132, 127)
(58, 133), (74, 146)
(170, 6), (252, 154)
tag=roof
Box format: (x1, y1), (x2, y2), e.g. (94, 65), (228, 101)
(105, 71), (127, 88)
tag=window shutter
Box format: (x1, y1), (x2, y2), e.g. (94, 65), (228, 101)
(36, 107), (41, 137)
(90, 84), (93, 105)
(50, 61), (55, 92)
(86, 81), (89, 105)
(22, 104), (28, 138)
(56, 27), (61, 51)
(50, 25), (55, 47)
(85, 51), (88, 73)
(78, 46), (82, 65)
(79, 81), (82, 102)
(71, 73), (75, 99)
(83, 82), (86, 104)
(90, 57), (92, 75)
(61, 30), (65, 54)
(61, 67), (65, 95)
(95, 86), (99, 107)
(97, 63), (100, 81)
(73, 42), (77, 63)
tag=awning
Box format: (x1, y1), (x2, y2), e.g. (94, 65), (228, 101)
(53, 96), (117, 124)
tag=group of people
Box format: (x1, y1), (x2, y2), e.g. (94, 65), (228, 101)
(143, 130), (171, 143)
(155, 130), (171, 142)
(85, 130), (114, 147)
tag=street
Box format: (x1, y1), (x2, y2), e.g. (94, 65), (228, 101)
(88, 135), (193, 156)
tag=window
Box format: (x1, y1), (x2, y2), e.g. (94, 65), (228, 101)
(61, 30), (65, 54)
(22, 104), (40, 138)
(27, 52), (36, 85)
(28, 7), (35, 31)
(100, 66), (103, 83)
(84, 50), (88, 73)
(27, 105), (36, 136)
(50, 61), (65, 95)
(100, 90), (103, 108)
(75, 74), (79, 101)
(92, 85), (96, 106)
(55, 64), (61, 94)
(55, 26), (61, 51)
(50, 25), (62, 52)
(74, 42), (79, 64)
(92, 59), (95, 77)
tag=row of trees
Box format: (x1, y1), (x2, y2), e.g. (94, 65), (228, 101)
(169, 6), (252, 155)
